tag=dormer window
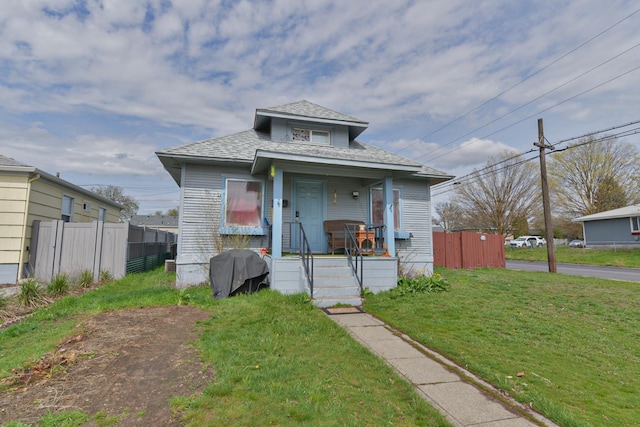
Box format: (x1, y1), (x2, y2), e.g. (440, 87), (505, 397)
(292, 128), (330, 144)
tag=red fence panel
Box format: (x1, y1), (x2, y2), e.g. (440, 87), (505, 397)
(433, 231), (505, 269)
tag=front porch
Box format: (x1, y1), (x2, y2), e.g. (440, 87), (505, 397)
(268, 254), (398, 307)
(263, 215), (397, 306)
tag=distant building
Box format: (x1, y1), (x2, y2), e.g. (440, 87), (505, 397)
(130, 215), (179, 234)
(0, 154), (123, 284)
(573, 204), (640, 248)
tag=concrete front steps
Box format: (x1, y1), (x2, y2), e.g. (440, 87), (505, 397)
(310, 257), (362, 308)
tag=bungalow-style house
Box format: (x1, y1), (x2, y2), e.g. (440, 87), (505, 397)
(573, 204), (640, 248)
(0, 154), (123, 284)
(156, 100), (453, 306)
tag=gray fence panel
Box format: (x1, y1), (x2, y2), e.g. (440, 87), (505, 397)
(32, 221), (57, 282)
(100, 223), (128, 279)
(57, 222), (99, 278)
(31, 221), (128, 283)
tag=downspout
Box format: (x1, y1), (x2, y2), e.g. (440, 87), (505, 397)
(17, 173), (40, 281)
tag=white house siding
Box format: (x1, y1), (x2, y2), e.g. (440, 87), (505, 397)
(395, 179), (434, 276)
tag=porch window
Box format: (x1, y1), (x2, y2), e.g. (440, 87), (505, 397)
(631, 216), (640, 234)
(61, 195), (74, 222)
(224, 178), (264, 230)
(370, 188), (401, 231)
(292, 128), (330, 144)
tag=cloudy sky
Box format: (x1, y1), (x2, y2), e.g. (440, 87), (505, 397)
(1, 0), (639, 214)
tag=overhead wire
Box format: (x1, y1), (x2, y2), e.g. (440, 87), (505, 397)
(422, 62), (640, 165)
(417, 41), (640, 163)
(431, 121), (640, 198)
(393, 7), (640, 158)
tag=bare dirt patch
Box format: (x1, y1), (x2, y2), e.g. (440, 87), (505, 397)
(0, 306), (213, 426)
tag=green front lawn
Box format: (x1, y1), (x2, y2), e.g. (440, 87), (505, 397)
(365, 267), (640, 427)
(505, 245), (640, 268)
(0, 269), (449, 427)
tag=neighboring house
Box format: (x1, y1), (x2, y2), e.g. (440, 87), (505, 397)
(0, 154), (123, 284)
(573, 204), (640, 248)
(156, 100), (453, 304)
(130, 215), (179, 234)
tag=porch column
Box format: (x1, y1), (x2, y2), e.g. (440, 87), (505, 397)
(271, 167), (283, 258)
(382, 176), (395, 257)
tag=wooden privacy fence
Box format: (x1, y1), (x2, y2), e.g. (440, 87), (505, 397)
(29, 221), (177, 283)
(433, 231), (505, 269)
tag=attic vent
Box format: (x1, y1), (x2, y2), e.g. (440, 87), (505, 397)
(83, 202), (91, 211)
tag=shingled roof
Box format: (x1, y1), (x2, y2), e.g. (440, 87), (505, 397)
(0, 154), (32, 169)
(257, 100), (368, 125)
(159, 129), (422, 167)
(156, 101), (453, 185)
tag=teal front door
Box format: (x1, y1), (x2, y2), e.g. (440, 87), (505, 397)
(293, 179), (326, 252)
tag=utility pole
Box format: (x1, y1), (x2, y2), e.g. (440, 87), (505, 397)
(534, 118), (557, 273)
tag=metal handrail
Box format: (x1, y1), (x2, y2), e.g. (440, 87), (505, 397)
(297, 222), (314, 298)
(344, 224), (364, 296)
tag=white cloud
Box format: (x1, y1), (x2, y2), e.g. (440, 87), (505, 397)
(0, 0), (639, 212)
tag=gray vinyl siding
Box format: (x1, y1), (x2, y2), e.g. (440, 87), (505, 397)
(396, 179), (433, 274)
(179, 163), (223, 263)
(584, 217), (640, 247)
(176, 163), (271, 286)
(178, 163), (268, 263)
(270, 118), (350, 148)
(325, 176), (369, 221)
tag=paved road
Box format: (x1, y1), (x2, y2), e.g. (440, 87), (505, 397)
(506, 260), (640, 282)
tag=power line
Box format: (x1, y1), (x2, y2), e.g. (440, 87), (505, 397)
(424, 63), (640, 164)
(431, 152), (539, 198)
(548, 119), (640, 148)
(431, 122), (640, 198)
(394, 7), (640, 157)
(417, 41), (640, 163)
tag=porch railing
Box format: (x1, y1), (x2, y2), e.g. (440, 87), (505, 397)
(344, 223), (364, 296)
(369, 224), (386, 254)
(291, 222), (314, 298)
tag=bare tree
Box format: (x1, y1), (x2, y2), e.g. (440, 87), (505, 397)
(92, 185), (139, 221)
(453, 151), (540, 236)
(548, 136), (640, 218)
(154, 207), (179, 217)
(433, 201), (464, 230)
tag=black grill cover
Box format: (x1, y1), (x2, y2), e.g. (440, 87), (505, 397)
(209, 249), (270, 299)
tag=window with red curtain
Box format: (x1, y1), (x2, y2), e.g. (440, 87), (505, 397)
(225, 179), (263, 228)
(370, 188), (401, 231)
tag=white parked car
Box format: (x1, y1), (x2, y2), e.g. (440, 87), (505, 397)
(510, 236), (546, 248)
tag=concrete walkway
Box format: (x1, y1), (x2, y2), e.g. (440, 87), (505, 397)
(325, 308), (560, 427)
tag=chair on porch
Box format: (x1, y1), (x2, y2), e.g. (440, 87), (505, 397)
(324, 219), (366, 254)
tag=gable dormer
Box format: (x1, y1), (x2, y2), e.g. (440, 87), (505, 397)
(253, 100), (368, 149)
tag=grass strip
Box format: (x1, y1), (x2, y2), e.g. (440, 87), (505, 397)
(1, 269), (450, 426)
(505, 245), (640, 268)
(180, 289), (449, 426)
(365, 267), (640, 427)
